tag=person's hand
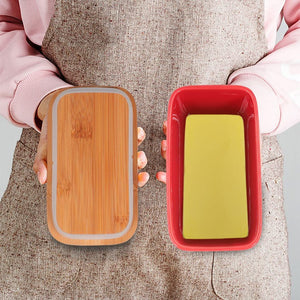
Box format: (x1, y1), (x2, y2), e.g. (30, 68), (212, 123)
(32, 91), (150, 188)
(137, 127), (150, 187)
(156, 120), (167, 184)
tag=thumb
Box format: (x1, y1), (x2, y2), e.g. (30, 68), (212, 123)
(33, 115), (48, 184)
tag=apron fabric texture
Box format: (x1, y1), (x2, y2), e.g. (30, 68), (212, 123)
(0, 1), (291, 299)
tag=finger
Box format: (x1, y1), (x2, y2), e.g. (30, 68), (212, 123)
(33, 151), (47, 185)
(33, 115), (48, 185)
(161, 140), (167, 160)
(137, 151), (147, 170)
(39, 160), (48, 184)
(163, 120), (167, 136)
(33, 143), (47, 185)
(32, 159), (47, 185)
(138, 172), (150, 187)
(137, 127), (146, 146)
(156, 171), (166, 184)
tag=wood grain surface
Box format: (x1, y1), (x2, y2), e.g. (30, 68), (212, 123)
(47, 87), (138, 245)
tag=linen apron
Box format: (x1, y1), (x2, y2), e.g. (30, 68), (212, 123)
(0, 1), (291, 299)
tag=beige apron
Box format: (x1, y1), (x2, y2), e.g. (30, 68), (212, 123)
(0, 1), (290, 299)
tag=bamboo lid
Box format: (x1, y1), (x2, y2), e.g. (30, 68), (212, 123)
(47, 87), (138, 245)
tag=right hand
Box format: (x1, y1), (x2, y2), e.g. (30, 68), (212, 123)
(32, 91), (150, 188)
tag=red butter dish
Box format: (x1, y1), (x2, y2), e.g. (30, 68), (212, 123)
(166, 85), (262, 251)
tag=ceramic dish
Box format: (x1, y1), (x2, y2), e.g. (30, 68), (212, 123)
(166, 85), (262, 251)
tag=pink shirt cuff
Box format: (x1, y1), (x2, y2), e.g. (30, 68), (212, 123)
(9, 70), (73, 132)
(228, 74), (281, 136)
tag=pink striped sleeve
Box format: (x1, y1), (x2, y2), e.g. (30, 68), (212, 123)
(0, 0), (71, 133)
(228, 0), (300, 136)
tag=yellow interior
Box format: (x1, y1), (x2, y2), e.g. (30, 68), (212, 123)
(182, 114), (249, 239)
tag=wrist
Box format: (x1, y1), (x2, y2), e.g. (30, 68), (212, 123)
(36, 88), (67, 121)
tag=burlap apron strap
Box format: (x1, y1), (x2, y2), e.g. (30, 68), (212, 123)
(0, 0), (290, 298)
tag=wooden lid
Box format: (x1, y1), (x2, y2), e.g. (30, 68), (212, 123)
(47, 87), (138, 245)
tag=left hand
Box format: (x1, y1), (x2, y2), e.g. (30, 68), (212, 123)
(156, 120), (167, 184)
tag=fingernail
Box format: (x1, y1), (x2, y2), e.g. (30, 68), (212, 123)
(138, 127), (145, 140)
(156, 172), (166, 183)
(138, 151), (147, 166)
(161, 140), (167, 151)
(38, 169), (47, 185)
(37, 171), (42, 184)
(138, 172), (149, 187)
